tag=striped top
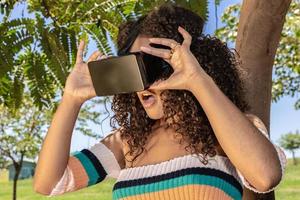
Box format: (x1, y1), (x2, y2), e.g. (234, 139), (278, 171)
(113, 153), (244, 200)
(47, 114), (287, 199)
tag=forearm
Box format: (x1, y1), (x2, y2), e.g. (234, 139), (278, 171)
(33, 94), (83, 194)
(189, 74), (281, 190)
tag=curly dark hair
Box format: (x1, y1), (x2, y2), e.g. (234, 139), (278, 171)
(109, 2), (250, 167)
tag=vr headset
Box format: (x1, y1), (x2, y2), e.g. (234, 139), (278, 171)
(87, 43), (174, 96)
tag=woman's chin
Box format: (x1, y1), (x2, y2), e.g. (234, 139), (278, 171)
(141, 101), (163, 118)
(138, 92), (165, 121)
(144, 105), (164, 119)
(145, 110), (164, 120)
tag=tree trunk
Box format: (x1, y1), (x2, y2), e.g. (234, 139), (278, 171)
(291, 150), (297, 165)
(12, 163), (21, 200)
(235, 0), (292, 199)
(12, 157), (23, 200)
(13, 175), (18, 200)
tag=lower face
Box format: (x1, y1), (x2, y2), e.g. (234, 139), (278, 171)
(136, 90), (165, 125)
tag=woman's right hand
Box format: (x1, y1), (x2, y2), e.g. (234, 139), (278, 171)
(63, 40), (106, 104)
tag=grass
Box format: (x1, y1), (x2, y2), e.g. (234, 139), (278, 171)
(0, 158), (299, 200)
(0, 174), (116, 200)
(274, 158), (300, 200)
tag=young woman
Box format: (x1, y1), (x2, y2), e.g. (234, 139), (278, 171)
(33, 3), (287, 200)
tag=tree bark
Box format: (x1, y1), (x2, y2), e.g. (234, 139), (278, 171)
(235, 0), (292, 199)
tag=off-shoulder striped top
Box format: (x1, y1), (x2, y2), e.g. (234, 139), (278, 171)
(113, 153), (243, 199)
(46, 114), (287, 199)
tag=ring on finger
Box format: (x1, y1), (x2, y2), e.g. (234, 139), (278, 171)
(169, 43), (180, 59)
(171, 42), (180, 49)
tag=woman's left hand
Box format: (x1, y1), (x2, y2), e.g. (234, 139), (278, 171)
(140, 26), (209, 91)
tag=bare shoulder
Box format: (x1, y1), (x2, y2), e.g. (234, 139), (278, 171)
(100, 127), (126, 169)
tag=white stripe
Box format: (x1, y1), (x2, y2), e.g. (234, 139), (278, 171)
(47, 165), (75, 196)
(89, 141), (121, 178)
(117, 153), (241, 185)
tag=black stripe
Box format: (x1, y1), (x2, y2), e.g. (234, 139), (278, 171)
(81, 149), (107, 183)
(113, 167), (243, 195)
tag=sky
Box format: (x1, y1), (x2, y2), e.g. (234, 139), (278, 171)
(2, 0), (299, 159)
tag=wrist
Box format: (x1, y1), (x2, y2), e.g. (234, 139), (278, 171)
(61, 93), (85, 107)
(187, 71), (214, 92)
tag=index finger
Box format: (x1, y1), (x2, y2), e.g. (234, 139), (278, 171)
(178, 26), (192, 47)
(76, 40), (85, 64)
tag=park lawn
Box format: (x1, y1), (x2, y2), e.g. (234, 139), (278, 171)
(274, 158), (300, 200)
(0, 158), (299, 200)
(0, 175), (116, 200)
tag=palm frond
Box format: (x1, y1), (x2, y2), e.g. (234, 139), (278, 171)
(34, 15), (68, 88)
(82, 24), (114, 56)
(98, 0), (138, 13)
(0, 18), (34, 78)
(11, 64), (25, 111)
(21, 50), (56, 109)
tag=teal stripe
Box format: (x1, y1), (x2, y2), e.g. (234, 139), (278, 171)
(72, 151), (99, 186)
(113, 174), (242, 200)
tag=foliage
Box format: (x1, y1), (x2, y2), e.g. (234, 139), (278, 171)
(0, 14), (71, 111)
(0, 93), (44, 200)
(278, 130), (300, 165)
(0, 156), (8, 169)
(0, 0), (211, 112)
(76, 97), (110, 139)
(215, 1), (300, 109)
(26, 0), (211, 50)
(27, 0), (210, 29)
(273, 1), (300, 109)
(0, 0), (23, 22)
(0, 0), (218, 138)
(278, 131), (300, 153)
(0, 17), (34, 109)
(0, 93), (45, 163)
